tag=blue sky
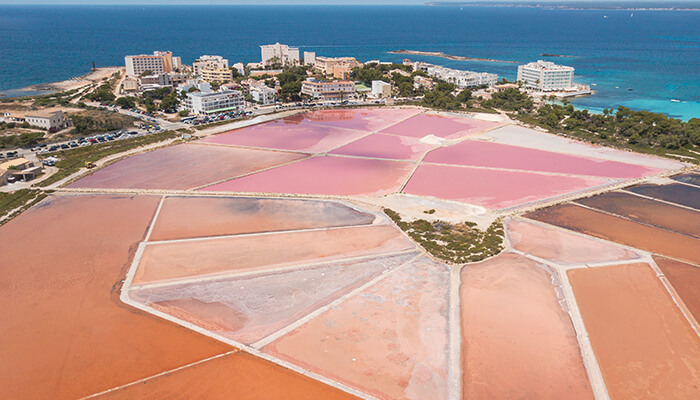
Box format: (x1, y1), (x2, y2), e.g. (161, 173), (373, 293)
(0, 0), (661, 4)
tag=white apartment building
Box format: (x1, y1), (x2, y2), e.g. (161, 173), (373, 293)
(303, 51), (316, 66)
(232, 62), (245, 76)
(372, 80), (392, 98)
(301, 78), (356, 101)
(177, 80), (212, 94)
(193, 55), (229, 76)
(125, 51), (177, 77)
(422, 63), (498, 88)
(251, 85), (276, 105)
(260, 43), (300, 66)
(517, 60), (575, 91)
(183, 90), (245, 115)
(25, 110), (66, 131)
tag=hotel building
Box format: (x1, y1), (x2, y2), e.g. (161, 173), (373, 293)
(193, 55), (229, 76)
(301, 78), (356, 101)
(200, 67), (234, 83)
(125, 51), (179, 77)
(260, 43), (300, 66)
(517, 60), (575, 91)
(314, 56), (361, 76)
(183, 90), (245, 115)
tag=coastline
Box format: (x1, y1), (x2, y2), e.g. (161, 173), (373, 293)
(0, 67), (123, 98)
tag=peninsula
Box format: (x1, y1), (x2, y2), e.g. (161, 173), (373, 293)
(389, 49), (518, 64)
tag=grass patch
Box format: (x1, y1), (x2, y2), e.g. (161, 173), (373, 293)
(35, 130), (181, 187)
(0, 189), (50, 226)
(384, 208), (504, 263)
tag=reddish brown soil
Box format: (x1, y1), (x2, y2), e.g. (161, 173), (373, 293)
(576, 191), (700, 238)
(149, 196), (375, 241)
(96, 351), (359, 400)
(568, 264), (700, 399)
(0, 194), (232, 399)
(653, 255), (700, 321)
(526, 204), (700, 265)
(460, 253), (594, 399)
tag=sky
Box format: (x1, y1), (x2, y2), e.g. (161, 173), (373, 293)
(0, 0), (667, 4)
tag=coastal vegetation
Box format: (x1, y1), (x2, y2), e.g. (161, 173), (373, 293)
(0, 189), (50, 226)
(68, 110), (138, 136)
(0, 130), (44, 149)
(384, 208), (505, 263)
(36, 129), (180, 187)
(479, 89), (700, 162)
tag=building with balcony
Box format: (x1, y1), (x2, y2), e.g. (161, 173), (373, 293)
(301, 78), (356, 101)
(125, 51), (178, 77)
(193, 55), (229, 76)
(260, 43), (300, 66)
(183, 90), (245, 115)
(517, 60), (575, 92)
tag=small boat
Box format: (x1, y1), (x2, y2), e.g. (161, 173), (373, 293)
(671, 99), (681, 103)
(615, 86), (620, 89)
(603, 15), (609, 19)
(591, 83), (597, 86)
(627, 88), (633, 91)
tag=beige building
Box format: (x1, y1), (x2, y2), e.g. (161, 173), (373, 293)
(314, 56), (360, 76)
(517, 60), (575, 92)
(333, 64), (352, 80)
(0, 158), (41, 185)
(25, 110), (66, 131)
(200, 67), (234, 83)
(301, 78), (356, 101)
(125, 51), (177, 77)
(122, 77), (139, 92)
(303, 51), (316, 66)
(193, 55), (229, 76)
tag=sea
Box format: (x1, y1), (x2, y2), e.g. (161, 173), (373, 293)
(1, 4), (699, 120)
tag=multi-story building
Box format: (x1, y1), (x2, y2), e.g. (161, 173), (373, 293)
(183, 90), (245, 115)
(413, 75), (435, 90)
(25, 110), (66, 131)
(260, 43), (300, 66)
(125, 51), (177, 77)
(301, 78), (356, 101)
(200, 67), (234, 83)
(416, 62), (498, 89)
(333, 64), (352, 80)
(303, 51), (316, 66)
(251, 85), (276, 105)
(193, 55), (229, 76)
(517, 60), (575, 91)
(372, 80), (392, 98)
(314, 56), (360, 75)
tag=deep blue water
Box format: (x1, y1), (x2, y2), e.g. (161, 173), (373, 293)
(1, 5), (698, 120)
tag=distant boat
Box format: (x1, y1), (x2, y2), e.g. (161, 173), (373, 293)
(628, 88), (633, 91)
(603, 15), (609, 19)
(615, 86), (620, 89)
(591, 83), (597, 86)
(671, 99), (681, 103)
(631, 13), (634, 17)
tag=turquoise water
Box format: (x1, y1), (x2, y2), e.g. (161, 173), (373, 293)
(1, 5), (698, 120)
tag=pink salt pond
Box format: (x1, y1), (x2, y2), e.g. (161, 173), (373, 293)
(507, 219), (639, 265)
(299, 108), (421, 132)
(403, 164), (609, 210)
(69, 144), (307, 190)
(380, 113), (498, 140)
(201, 119), (370, 153)
(424, 140), (660, 178)
(200, 156), (415, 196)
(330, 133), (436, 161)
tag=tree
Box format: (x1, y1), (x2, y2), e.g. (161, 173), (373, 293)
(140, 70), (154, 77)
(115, 96), (136, 109)
(280, 81), (302, 102)
(456, 89), (472, 103)
(178, 110), (189, 117)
